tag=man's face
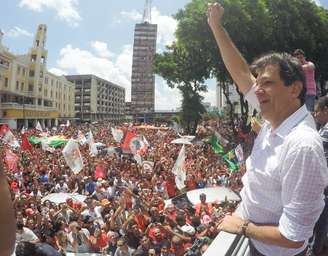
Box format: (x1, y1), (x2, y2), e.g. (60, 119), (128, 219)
(255, 65), (300, 127)
(295, 53), (305, 64)
(314, 105), (328, 125)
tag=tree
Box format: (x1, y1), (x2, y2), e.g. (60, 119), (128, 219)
(155, 43), (208, 134)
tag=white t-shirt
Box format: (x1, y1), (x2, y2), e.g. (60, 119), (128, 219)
(16, 227), (39, 242)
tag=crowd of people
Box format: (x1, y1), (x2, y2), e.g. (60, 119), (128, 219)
(1, 117), (252, 256)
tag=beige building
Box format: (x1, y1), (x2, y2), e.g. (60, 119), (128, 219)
(65, 75), (125, 122)
(0, 25), (75, 129)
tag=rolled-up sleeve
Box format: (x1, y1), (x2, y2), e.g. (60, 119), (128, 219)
(279, 144), (328, 242)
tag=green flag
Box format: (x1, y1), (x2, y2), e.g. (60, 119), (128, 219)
(209, 133), (224, 154)
(28, 136), (41, 145)
(223, 150), (239, 172)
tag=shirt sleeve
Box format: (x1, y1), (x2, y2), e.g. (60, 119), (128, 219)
(244, 84), (260, 111)
(279, 144), (328, 242)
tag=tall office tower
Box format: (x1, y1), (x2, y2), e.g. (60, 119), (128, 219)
(131, 0), (157, 113)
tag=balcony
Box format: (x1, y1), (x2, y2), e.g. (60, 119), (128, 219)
(1, 102), (56, 111)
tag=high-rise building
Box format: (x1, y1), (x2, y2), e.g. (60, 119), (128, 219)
(65, 75), (125, 122)
(0, 25), (75, 130)
(131, 0), (157, 113)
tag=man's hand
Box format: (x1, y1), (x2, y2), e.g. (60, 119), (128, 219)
(217, 214), (245, 235)
(207, 3), (224, 30)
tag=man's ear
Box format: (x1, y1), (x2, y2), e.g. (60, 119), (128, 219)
(291, 81), (303, 100)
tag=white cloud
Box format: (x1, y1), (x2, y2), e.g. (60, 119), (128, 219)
(90, 41), (114, 58)
(314, 0), (321, 6)
(5, 26), (33, 38)
(120, 9), (143, 22)
(151, 7), (178, 46)
(118, 7), (178, 47)
(155, 82), (181, 110)
(51, 44), (133, 101)
(201, 87), (216, 107)
(48, 68), (67, 76)
(18, 0), (81, 27)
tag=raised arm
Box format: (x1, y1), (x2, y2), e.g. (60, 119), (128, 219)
(0, 149), (16, 256)
(207, 3), (255, 94)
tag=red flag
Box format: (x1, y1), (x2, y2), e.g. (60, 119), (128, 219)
(95, 164), (105, 179)
(21, 133), (32, 151)
(5, 149), (19, 172)
(121, 130), (136, 153)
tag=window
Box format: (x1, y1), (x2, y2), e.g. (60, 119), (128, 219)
(5, 77), (8, 87)
(21, 82), (24, 91)
(16, 81), (19, 90)
(17, 66), (21, 75)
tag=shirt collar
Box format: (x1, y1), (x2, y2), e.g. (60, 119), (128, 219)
(269, 105), (309, 138)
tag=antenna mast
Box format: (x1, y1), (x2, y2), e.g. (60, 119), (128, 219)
(142, 0), (152, 23)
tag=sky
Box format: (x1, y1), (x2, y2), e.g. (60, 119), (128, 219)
(1, 0), (327, 111)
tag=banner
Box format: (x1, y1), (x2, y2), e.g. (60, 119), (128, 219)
(5, 149), (19, 172)
(0, 124), (19, 148)
(78, 130), (87, 145)
(172, 145), (187, 190)
(21, 133), (32, 151)
(111, 127), (124, 143)
(62, 139), (84, 174)
(223, 150), (239, 172)
(129, 135), (149, 156)
(209, 133), (224, 155)
(142, 161), (154, 172)
(36, 121), (43, 132)
(87, 131), (98, 157)
(41, 137), (55, 153)
(235, 144), (244, 163)
(94, 164), (105, 179)
(121, 130), (136, 153)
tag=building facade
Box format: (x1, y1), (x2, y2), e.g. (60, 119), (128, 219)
(65, 75), (125, 122)
(0, 25), (75, 130)
(131, 22), (157, 113)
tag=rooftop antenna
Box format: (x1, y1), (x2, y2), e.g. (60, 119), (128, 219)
(142, 0), (152, 23)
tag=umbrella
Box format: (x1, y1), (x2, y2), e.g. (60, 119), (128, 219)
(41, 193), (87, 205)
(94, 142), (106, 148)
(171, 138), (193, 145)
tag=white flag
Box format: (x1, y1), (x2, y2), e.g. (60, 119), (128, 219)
(88, 130), (98, 156)
(78, 130), (87, 145)
(142, 161), (154, 172)
(111, 127), (124, 143)
(62, 139), (84, 174)
(41, 137), (55, 153)
(0, 125), (19, 148)
(36, 121), (43, 132)
(172, 145), (186, 190)
(235, 144), (244, 163)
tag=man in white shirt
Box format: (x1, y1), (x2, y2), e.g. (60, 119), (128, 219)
(16, 221), (39, 243)
(207, 3), (328, 256)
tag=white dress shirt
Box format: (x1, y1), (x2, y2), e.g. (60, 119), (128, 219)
(237, 86), (328, 256)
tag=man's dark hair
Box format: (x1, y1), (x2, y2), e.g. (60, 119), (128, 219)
(293, 49), (305, 56)
(251, 52), (306, 105)
(16, 242), (61, 256)
(17, 220), (24, 230)
(316, 96), (328, 110)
